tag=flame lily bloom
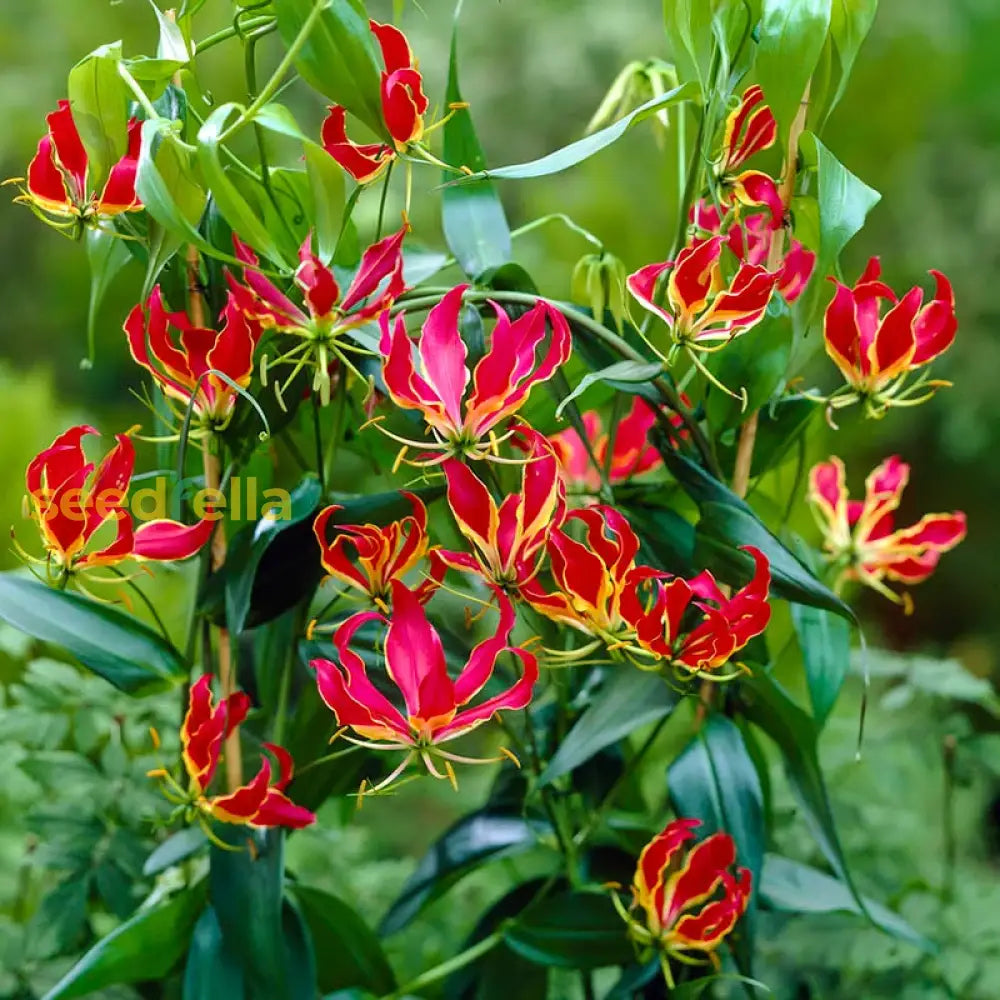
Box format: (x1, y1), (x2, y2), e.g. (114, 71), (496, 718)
(808, 456), (966, 609)
(22, 426), (213, 585)
(379, 284), (572, 462)
(150, 676), (315, 833)
(629, 548), (771, 681)
(124, 288), (260, 432)
(312, 582), (536, 793)
(713, 85), (783, 225)
(321, 20), (429, 183)
(12, 101), (142, 232)
(820, 258), (957, 416)
(614, 818), (752, 986)
(228, 228), (406, 405)
(548, 397), (667, 494)
(312, 492), (441, 609)
(436, 429), (566, 594)
(691, 201), (815, 304)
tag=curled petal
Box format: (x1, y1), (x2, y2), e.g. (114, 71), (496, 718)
(132, 515), (215, 562)
(321, 105), (393, 184)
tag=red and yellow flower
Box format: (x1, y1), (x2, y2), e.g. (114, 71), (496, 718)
(821, 258), (957, 416)
(124, 288), (260, 431)
(615, 818), (752, 985)
(13, 101), (142, 232)
(22, 426), (213, 584)
(808, 456), (966, 610)
(149, 676), (315, 832)
(379, 284), (572, 462)
(436, 428), (566, 594)
(311, 582), (536, 793)
(713, 85), (783, 224)
(228, 227), (407, 405)
(313, 492), (441, 609)
(321, 20), (429, 183)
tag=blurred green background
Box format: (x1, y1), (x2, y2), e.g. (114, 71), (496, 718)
(1, 1), (999, 997)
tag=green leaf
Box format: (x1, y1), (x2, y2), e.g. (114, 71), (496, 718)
(554, 361), (663, 419)
(662, 0), (714, 94)
(183, 906), (245, 1000)
(760, 853), (933, 951)
(828, 0), (879, 116)
(85, 227), (132, 364)
(28, 877), (90, 959)
(197, 104), (295, 268)
(290, 885), (396, 995)
(459, 84), (698, 181)
(504, 891), (631, 970)
(280, 897), (319, 1000)
(0, 574), (185, 694)
(149, 0), (190, 63)
(380, 811), (550, 935)
(67, 42), (128, 185)
(304, 141), (346, 265)
(441, 2), (511, 278)
(42, 882), (207, 1000)
(620, 501), (697, 577)
(144, 827), (208, 876)
(668, 715), (764, 967)
(755, 0), (832, 139)
(272, 0), (384, 135)
(791, 604), (852, 724)
(541, 670), (678, 785)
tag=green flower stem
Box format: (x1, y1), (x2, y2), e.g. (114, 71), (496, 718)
(117, 62), (165, 123)
(195, 17), (274, 55)
(377, 930), (505, 1000)
(218, 0), (328, 143)
(510, 212), (605, 251)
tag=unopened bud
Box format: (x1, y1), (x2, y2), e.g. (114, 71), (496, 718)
(587, 59), (679, 136)
(571, 252), (629, 333)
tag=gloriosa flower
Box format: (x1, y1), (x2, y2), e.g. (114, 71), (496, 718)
(312, 492), (441, 609)
(124, 288), (260, 432)
(548, 397), (665, 494)
(379, 284), (572, 462)
(22, 426), (213, 584)
(713, 85), (783, 224)
(615, 818), (752, 986)
(321, 20), (429, 183)
(808, 456), (966, 610)
(436, 428), (566, 594)
(227, 228), (406, 405)
(821, 257), (957, 416)
(311, 582), (537, 794)
(691, 201), (815, 304)
(13, 101), (142, 232)
(149, 676), (315, 832)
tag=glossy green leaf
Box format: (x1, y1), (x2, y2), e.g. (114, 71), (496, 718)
(143, 827), (208, 876)
(280, 897), (319, 1000)
(291, 885), (396, 995)
(541, 669), (679, 785)
(380, 811), (550, 935)
(791, 603), (852, 724)
(67, 42), (127, 185)
(504, 891), (631, 970)
(42, 882), (207, 1000)
(662, 0), (714, 94)
(668, 715), (764, 966)
(619, 501), (697, 577)
(85, 227), (132, 364)
(760, 853), (932, 951)
(272, 0), (384, 135)
(828, 0), (879, 116)
(304, 141), (346, 265)
(0, 574), (185, 694)
(554, 360), (662, 419)
(755, 0), (832, 138)
(459, 84), (697, 181)
(183, 906), (245, 1000)
(442, 1), (511, 278)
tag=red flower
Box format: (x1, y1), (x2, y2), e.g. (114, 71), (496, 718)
(628, 236), (780, 354)
(150, 676), (315, 830)
(321, 20), (429, 183)
(619, 818), (752, 983)
(714, 85), (783, 225)
(809, 456), (966, 609)
(822, 258), (957, 414)
(691, 201), (815, 304)
(313, 492), (441, 608)
(380, 284), (571, 461)
(548, 397), (667, 494)
(124, 288), (260, 430)
(629, 548), (771, 680)
(23, 426), (213, 582)
(227, 228), (406, 403)
(436, 428), (566, 593)
(311, 582), (537, 792)
(17, 101), (141, 228)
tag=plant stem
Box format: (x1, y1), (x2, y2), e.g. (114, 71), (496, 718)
(195, 17), (274, 55)
(377, 930), (504, 1000)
